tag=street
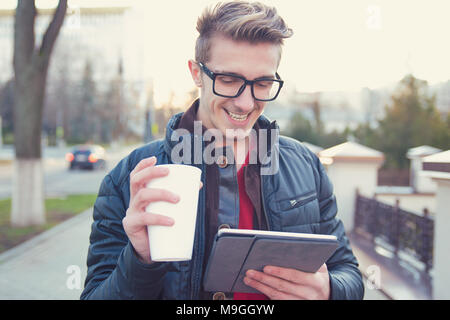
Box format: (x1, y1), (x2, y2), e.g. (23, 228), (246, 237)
(0, 144), (141, 199)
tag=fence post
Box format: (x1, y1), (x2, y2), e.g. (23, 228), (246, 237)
(422, 208), (433, 274)
(393, 198), (400, 258)
(353, 188), (360, 233)
(370, 193), (378, 245)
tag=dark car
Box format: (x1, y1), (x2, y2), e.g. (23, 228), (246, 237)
(66, 145), (107, 170)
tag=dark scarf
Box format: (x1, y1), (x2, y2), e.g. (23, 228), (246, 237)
(176, 99), (267, 297)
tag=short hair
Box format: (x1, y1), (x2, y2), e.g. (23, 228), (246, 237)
(195, 1), (293, 63)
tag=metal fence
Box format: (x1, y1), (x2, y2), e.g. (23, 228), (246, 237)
(353, 191), (434, 274)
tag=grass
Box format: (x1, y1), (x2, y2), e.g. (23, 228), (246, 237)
(0, 194), (97, 254)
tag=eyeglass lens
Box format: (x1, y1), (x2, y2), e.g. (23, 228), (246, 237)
(214, 75), (280, 101)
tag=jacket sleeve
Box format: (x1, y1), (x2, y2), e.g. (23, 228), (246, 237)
(80, 161), (169, 300)
(313, 152), (365, 300)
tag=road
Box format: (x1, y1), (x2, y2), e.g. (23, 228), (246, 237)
(0, 144), (141, 199)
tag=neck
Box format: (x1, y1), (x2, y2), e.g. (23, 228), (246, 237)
(193, 101), (251, 169)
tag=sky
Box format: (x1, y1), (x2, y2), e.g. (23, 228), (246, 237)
(128, 0), (450, 104)
(2, 0), (450, 105)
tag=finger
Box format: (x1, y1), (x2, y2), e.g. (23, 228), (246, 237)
(263, 266), (330, 299)
(124, 211), (174, 229)
(317, 263), (328, 273)
(130, 187), (180, 212)
(246, 269), (312, 299)
(130, 157), (158, 197)
(199, 181), (203, 189)
(131, 156), (157, 176)
(130, 165), (170, 196)
(263, 266), (317, 287)
(243, 275), (298, 300)
(141, 212), (174, 226)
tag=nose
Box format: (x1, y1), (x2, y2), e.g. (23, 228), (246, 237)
(233, 84), (254, 113)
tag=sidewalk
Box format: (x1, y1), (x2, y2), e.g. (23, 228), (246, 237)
(0, 209), (387, 300)
(349, 233), (432, 300)
(0, 208), (93, 299)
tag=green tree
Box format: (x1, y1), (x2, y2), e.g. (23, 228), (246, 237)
(67, 60), (96, 144)
(375, 74), (450, 168)
(284, 111), (317, 145)
(284, 111), (347, 148)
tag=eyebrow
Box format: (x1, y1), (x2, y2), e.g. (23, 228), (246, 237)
(213, 69), (276, 80)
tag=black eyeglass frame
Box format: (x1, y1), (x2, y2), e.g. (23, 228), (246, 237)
(198, 62), (284, 102)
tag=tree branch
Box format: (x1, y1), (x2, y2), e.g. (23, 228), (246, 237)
(37, 0), (67, 68)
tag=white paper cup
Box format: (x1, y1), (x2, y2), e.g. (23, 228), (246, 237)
(145, 164), (202, 261)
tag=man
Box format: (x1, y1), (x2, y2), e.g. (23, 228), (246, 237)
(81, 1), (364, 300)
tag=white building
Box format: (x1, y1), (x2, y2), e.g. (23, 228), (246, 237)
(422, 150), (450, 299)
(0, 2), (155, 137)
(318, 141), (385, 231)
(0, 3), (135, 82)
(407, 145), (442, 193)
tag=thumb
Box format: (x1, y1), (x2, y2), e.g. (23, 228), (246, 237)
(318, 263), (328, 273)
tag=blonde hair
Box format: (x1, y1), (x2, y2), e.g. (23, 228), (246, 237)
(195, 1), (293, 63)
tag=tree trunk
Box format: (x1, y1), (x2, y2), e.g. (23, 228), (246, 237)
(11, 159), (45, 226)
(14, 68), (47, 158)
(12, 0), (67, 227)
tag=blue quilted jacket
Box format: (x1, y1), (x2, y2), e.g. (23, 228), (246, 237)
(81, 112), (364, 300)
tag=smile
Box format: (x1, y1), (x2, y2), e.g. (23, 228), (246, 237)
(226, 110), (249, 122)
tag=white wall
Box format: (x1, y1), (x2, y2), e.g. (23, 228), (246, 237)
(416, 170), (438, 193)
(411, 157), (438, 193)
(433, 178), (450, 299)
(375, 193), (436, 216)
(326, 161), (379, 231)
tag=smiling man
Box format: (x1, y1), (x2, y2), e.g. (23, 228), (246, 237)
(81, 1), (364, 300)
(188, 35), (282, 170)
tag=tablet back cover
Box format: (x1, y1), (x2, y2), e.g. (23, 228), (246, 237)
(203, 235), (338, 294)
(202, 236), (254, 292)
(232, 238), (338, 293)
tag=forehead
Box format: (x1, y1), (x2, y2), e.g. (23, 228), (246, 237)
(207, 34), (281, 78)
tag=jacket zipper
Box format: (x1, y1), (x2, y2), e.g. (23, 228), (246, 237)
(260, 174), (271, 231)
(259, 120), (278, 231)
(289, 192), (317, 208)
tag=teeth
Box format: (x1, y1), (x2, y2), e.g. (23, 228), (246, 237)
(227, 111), (248, 121)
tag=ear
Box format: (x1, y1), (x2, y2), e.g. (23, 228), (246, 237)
(188, 59), (203, 88)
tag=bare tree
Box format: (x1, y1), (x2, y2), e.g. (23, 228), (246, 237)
(12, 0), (67, 226)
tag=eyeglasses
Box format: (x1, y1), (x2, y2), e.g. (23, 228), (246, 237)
(198, 62), (284, 102)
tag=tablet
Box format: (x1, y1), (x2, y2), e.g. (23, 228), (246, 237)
(203, 229), (339, 293)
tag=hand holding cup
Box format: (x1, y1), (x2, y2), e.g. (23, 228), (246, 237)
(123, 157), (202, 264)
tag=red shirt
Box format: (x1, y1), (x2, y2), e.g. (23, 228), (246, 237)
(233, 153), (268, 301)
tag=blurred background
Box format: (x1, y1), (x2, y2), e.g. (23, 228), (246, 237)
(0, 0), (449, 300)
